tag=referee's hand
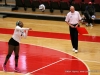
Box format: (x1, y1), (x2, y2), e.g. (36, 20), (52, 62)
(74, 24), (79, 28)
(70, 25), (75, 28)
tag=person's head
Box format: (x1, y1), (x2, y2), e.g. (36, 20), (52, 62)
(16, 21), (23, 28)
(88, 1), (92, 5)
(70, 6), (75, 13)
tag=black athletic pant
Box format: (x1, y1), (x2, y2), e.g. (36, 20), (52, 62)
(84, 11), (94, 24)
(69, 24), (78, 50)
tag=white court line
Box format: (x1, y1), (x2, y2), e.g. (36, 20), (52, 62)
(25, 57), (97, 75)
(60, 58), (77, 60)
(25, 58), (66, 75)
(25, 57), (100, 75)
(60, 58), (100, 63)
(83, 60), (100, 64)
(1, 40), (99, 75)
(0, 22), (66, 28)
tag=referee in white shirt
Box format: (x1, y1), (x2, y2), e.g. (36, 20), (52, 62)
(65, 6), (81, 53)
(3, 21), (32, 72)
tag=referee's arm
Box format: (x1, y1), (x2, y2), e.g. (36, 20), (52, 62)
(65, 16), (75, 28)
(66, 21), (75, 28)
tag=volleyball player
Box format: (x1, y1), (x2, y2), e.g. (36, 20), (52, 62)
(2, 21), (32, 72)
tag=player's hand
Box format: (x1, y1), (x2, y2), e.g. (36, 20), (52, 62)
(29, 28), (32, 30)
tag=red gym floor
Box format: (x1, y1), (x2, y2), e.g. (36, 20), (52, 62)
(1, 28), (100, 75)
(0, 41), (88, 75)
(0, 28), (100, 42)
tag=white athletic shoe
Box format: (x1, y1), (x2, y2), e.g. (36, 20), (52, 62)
(90, 23), (93, 27)
(86, 23), (89, 26)
(72, 48), (75, 52)
(74, 50), (78, 53)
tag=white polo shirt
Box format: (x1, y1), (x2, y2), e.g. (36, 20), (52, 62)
(12, 26), (29, 43)
(65, 11), (81, 24)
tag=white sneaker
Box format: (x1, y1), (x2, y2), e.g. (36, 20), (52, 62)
(86, 23), (89, 26)
(90, 23), (93, 27)
(74, 50), (78, 53)
(72, 48), (75, 52)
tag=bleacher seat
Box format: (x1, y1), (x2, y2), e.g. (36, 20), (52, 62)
(91, 0), (95, 3)
(72, 3), (81, 11)
(31, 0), (41, 11)
(15, 0), (27, 11)
(24, 0), (32, 8)
(93, 1), (100, 12)
(84, 0), (92, 3)
(61, 0), (69, 3)
(72, 0), (81, 11)
(82, 0), (96, 3)
(95, 0), (100, 4)
(41, 0), (53, 12)
(82, 0), (84, 2)
(41, 0), (50, 9)
(60, 0), (69, 13)
(15, 0), (24, 7)
(93, 0), (100, 12)
(15, 0), (100, 13)
(74, 0), (82, 3)
(50, 0), (60, 12)
(81, 2), (88, 14)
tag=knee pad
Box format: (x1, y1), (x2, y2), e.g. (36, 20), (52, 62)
(15, 55), (19, 59)
(6, 54), (11, 59)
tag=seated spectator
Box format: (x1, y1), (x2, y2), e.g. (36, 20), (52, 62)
(84, 1), (95, 27)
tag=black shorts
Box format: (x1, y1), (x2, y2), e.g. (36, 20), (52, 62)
(8, 38), (19, 46)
